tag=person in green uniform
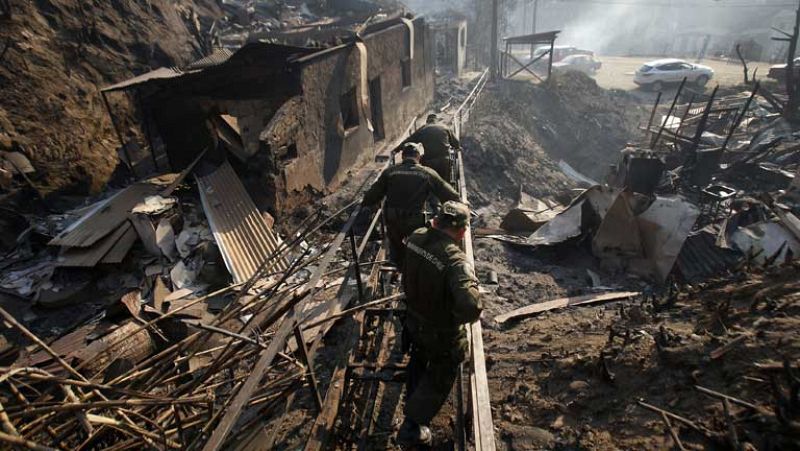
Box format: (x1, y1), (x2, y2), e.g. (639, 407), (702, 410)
(362, 143), (460, 266)
(398, 114), (461, 185)
(397, 201), (482, 447)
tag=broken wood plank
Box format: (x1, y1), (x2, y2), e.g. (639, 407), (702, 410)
(201, 206), (362, 451)
(494, 291), (640, 324)
(637, 400), (705, 434)
(710, 334), (749, 360)
(301, 293), (403, 330)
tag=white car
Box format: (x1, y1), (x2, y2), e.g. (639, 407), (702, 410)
(634, 58), (714, 91)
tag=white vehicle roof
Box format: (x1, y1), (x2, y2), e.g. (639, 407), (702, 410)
(643, 58), (689, 67)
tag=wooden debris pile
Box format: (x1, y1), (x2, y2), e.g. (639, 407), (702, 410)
(0, 156), (374, 449)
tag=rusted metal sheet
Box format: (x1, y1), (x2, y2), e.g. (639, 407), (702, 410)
(56, 221), (133, 267)
(49, 183), (161, 248)
(196, 161), (288, 283)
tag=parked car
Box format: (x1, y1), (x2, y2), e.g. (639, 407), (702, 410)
(552, 54), (602, 75)
(532, 45), (593, 63)
(767, 57), (800, 81)
(633, 58), (714, 91)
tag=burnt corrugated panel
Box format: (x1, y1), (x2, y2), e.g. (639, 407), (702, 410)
(102, 67), (184, 92)
(184, 48), (235, 71)
(49, 183), (161, 248)
(676, 229), (743, 282)
(57, 222), (133, 267)
(196, 161), (288, 283)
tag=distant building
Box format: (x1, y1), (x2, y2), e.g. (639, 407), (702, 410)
(103, 16), (434, 215)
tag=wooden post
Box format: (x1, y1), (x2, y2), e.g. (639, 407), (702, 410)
(491, 0), (499, 80)
(785, 0), (800, 121)
(547, 38), (555, 80)
(101, 91), (132, 167)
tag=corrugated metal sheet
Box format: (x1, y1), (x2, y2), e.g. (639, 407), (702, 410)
(184, 48), (235, 71)
(57, 221), (133, 267)
(196, 161), (288, 283)
(102, 67), (184, 92)
(49, 183), (161, 248)
(676, 228), (743, 282)
(100, 224), (139, 264)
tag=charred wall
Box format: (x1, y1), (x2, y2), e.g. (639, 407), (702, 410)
(264, 17), (434, 213)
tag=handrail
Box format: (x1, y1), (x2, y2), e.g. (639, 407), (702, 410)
(449, 68), (496, 451)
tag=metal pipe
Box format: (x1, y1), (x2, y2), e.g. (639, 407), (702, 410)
(652, 77), (687, 149)
(644, 91), (663, 140)
(722, 81), (760, 151)
(349, 231), (365, 303)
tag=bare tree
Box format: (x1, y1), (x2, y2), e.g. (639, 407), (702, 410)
(735, 44), (750, 85)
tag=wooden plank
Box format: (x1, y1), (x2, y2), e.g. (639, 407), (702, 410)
(494, 291), (640, 324)
(304, 245), (387, 451)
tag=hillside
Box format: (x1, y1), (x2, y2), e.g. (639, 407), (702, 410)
(0, 0), (223, 195)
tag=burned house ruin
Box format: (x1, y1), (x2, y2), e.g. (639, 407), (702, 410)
(431, 17), (468, 75)
(103, 15), (434, 215)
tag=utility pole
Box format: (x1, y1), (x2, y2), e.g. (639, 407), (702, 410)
(529, 0), (539, 57)
(491, 0), (499, 80)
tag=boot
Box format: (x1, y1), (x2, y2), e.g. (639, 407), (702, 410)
(397, 418), (432, 447)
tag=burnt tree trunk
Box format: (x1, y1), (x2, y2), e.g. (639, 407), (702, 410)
(785, 1), (800, 122)
(736, 44), (749, 84)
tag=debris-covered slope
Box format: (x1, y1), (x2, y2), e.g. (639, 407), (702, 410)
(489, 72), (647, 181)
(461, 94), (574, 210)
(0, 0), (222, 194)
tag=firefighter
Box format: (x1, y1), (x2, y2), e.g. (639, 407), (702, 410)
(398, 113), (461, 185)
(362, 143), (460, 266)
(397, 201), (482, 446)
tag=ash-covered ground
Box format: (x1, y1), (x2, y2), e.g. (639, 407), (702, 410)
(461, 73), (800, 450)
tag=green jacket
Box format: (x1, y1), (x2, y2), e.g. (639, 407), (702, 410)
(362, 159), (459, 212)
(402, 124), (460, 161)
(402, 226), (482, 332)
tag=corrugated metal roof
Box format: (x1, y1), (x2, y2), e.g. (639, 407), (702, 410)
(49, 183), (161, 248)
(102, 67), (184, 92)
(183, 48), (235, 71)
(196, 161), (288, 283)
(503, 30), (561, 45)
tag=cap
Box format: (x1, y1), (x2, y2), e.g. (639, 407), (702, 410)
(401, 142), (423, 157)
(436, 201), (470, 228)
